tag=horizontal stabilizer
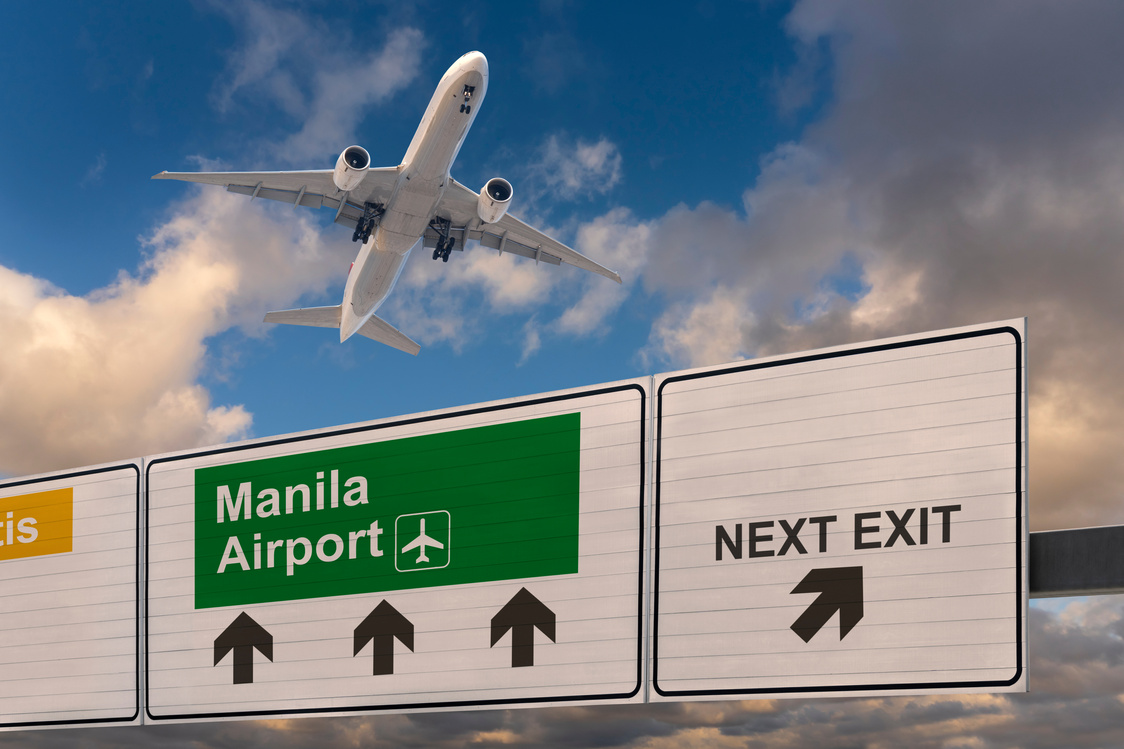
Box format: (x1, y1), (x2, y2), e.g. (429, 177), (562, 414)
(263, 305), (341, 328)
(264, 305), (418, 354)
(358, 314), (421, 356)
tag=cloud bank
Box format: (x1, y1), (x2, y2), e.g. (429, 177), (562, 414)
(612, 0), (1124, 531)
(208, 0), (424, 164)
(0, 190), (350, 475)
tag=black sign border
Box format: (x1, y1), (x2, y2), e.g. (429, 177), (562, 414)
(145, 382), (646, 721)
(652, 326), (1025, 698)
(0, 463), (141, 728)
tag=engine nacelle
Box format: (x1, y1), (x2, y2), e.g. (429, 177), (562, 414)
(477, 177), (513, 224)
(333, 145), (370, 192)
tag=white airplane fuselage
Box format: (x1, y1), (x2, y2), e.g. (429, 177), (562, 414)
(339, 52), (488, 341)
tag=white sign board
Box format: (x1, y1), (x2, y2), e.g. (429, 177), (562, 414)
(145, 383), (645, 722)
(0, 463), (140, 729)
(651, 321), (1027, 700)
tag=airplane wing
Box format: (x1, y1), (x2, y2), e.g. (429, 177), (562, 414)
(151, 168), (400, 230)
(431, 179), (622, 283)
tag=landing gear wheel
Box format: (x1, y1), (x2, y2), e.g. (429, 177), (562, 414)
(351, 202), (384, 244)
(429, 217), (457, 263)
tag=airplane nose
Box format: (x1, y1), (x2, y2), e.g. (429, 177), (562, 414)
(462, 51), (488, 77)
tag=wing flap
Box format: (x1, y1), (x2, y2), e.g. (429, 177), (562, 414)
(224, 184), (365, 226)
(226, 183), (327, 209)
(357, 314), (421, 356)
(153, 167), (399, 226)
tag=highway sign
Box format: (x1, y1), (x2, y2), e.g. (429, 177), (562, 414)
(651, 321), (1027, 699)
(0, 463), (139, 729)
(145, 382), (646, 721)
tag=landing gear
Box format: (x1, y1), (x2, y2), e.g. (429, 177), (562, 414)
(460, 84), (475, 114)
(429, 217), (456, 262)
(432, 236), (456, 262)
(351, 202), (385, 243)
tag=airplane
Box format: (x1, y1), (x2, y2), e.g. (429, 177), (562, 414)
(153, 51), (621, 355)
(400, 518), (444, 564)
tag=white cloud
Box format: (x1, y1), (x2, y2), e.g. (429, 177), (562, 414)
(528, 135), (623, 202)
(207, 1), (424, 164)
(277, 27), (425, 163)
(81, 152), (107, 187)
(0, 189), (351, 475)
(556, 208), (650, 337)
(643, 287), (753, 369)
(518, 318), (542, 365)
(208, 0), (311, 117)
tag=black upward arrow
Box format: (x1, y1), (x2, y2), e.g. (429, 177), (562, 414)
(214, 612), (273, 684)
(490, 588), (556, 667)
(790, 566), (864, 643)
(353, 600), (414, 675)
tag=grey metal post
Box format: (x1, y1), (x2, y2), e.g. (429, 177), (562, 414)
(1030, 526), (1124, 598)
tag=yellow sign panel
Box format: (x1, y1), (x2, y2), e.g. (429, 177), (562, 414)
(0, 487), (73, 561)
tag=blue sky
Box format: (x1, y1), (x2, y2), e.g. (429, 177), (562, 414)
(6, 1), (1124, 747)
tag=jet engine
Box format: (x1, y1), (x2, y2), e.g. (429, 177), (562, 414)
(477, 177), (513, 224)
(333, 146), (370, 191)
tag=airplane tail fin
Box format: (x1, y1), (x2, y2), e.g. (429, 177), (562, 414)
(263, 305), (421, 356)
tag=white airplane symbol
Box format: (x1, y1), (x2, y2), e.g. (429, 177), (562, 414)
(400, 518), (444, 564)
(153, 51), (620, 354)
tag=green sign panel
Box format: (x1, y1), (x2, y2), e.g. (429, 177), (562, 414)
(194, 414), (580, 609)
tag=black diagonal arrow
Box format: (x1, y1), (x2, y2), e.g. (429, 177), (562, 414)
(353, 600), (414, 675)
(490, 588), (556, 667)
(214, 612), (273, 684)
(790, 566), (864, 643)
